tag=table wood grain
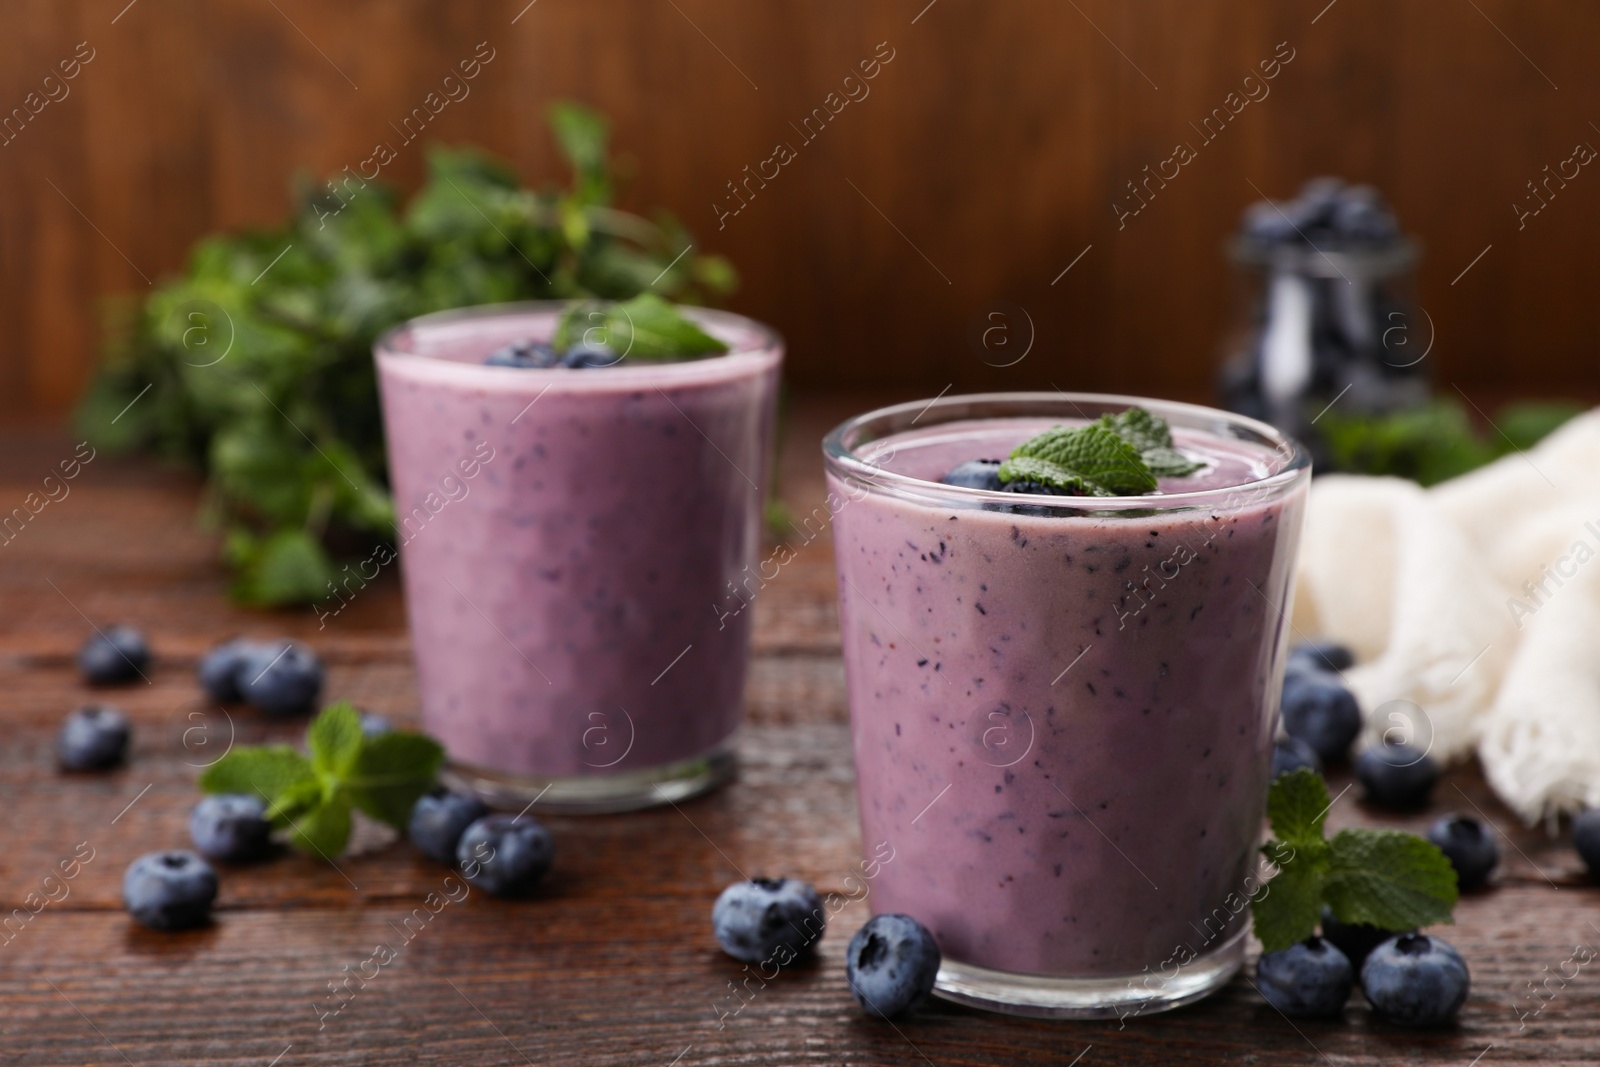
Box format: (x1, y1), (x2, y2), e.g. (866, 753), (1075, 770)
(1, 406), (1597, 1066)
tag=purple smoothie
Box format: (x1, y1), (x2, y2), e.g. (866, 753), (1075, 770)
(376, 305), (780, 794)
(825, 403), (1308, 984)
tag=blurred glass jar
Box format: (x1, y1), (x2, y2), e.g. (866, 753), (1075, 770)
(1218, 178), (1429, 461)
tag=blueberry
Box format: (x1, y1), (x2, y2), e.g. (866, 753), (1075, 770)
(1360, 933), (1469, 1026)
(1572, 809), (1600, 878)
(189, 794), (272, 861)
(57, 705), (130, 771)
(1355, 741), (1438, 810)
(561, 341), (621, 369)
(1280, 673), (1362, 763)
(1288, 641), (1354, 674)
(78, 624), (149, 685)
(1426, 814), (1498, 891)
(846, 913), (942, 1018)
(1240, 200), (1301, 245)
(409, 788), (489, 866)
(358, 711), (392, 737)
(457, 814), (553, 896)
(711, 877), (825, 964)
(1272, 737), (1323, 779)
(485, 340), (559, 368)
(1255, 937), (1353, 1018)
(235, 640), (323, 716)
(941, 459), (1003, 491)
(1332, 186), (1399, 243)
(122, 851), (218, 930)
(196, 638), (266, 703)
(1320, 905), (1393, 970)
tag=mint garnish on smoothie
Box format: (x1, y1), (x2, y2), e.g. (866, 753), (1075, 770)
(943, 405), (1204, 495)
(553, 292), (729, 360)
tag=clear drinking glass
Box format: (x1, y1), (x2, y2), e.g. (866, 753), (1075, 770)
(822, 392), (1309, 1018)
(375, 302), (782, 812)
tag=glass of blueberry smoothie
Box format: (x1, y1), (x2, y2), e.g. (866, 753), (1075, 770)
(822, 392), (1309, 1017)
(375, 300), (781, 812)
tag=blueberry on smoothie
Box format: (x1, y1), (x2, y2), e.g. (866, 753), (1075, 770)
(1355, 741), (1438, 810)
(457, 814), (554, 896)
(561, 341), (620, 369)
(1360, 933), (1469, 1026)
(196, 638), (267, 702)
(846, 914), (941, 1018)
(1255, 937), (1353, 1018)
(711, 878), (825, 964)
(1272, 737), (1323, 779)
(408, 787), (489, 866)
(1288, 641), (1354, 674)
(940, 459), (1003, 491)
(236, 640), (324, 716)
(1280, 673), (1361, 763)
(122, 851), (218, 930)
(1573, 809), (1600, 878)
(58, 705), (130, 771)
(1426, 814), (1498, 891)
(485, 340), (559, 368)
(78, 624), (149, 685)
(189, 794), (272, 862)
(1320, 906), (1392, 970)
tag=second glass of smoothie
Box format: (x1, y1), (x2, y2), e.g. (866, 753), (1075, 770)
(823, 392), (1309, 1018)
(376, 302), (781, 812)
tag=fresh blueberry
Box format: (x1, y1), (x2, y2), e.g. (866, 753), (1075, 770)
(189, 794), (272, 862)
(1280, 672), (1362, 763)
(409, 788), (490, 866)
(1288, 641), (1354, 674)
(57, 705), (130, 771)
(196, 638), (266, 703)
(1572, 809), (1600, 878)
(1332, 186), (1399, 243)
(1241, 200), (1301, 245)
(78, 624), (149, 685)
(457, 814), (553, 896)
(711, 877), (825, 964)
(1360, 933), (1469, 1026)
(358, 711), (392, 737)
(561, 341), (621, 369)
(1320, 905), (1393, 970)
(1255, 937), (1354, 1018)
(846, 913), (942, 1018)
(1355, 741), (1438, 810)
(1426, 814), (1498, 891)
(485, 340), (559, 368)
(122, 851), (218, 930)
(941, 459), (1004, 491)
(1272, 737), (1323, 779)
(1296, 177), (1347, 231)
(235, 640), (323, 716)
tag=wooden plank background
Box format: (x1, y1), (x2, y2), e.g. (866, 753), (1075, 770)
(1, 0), (1598, 420)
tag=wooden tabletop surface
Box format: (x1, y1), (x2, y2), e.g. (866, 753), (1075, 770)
(3, 400), (1598, 1066)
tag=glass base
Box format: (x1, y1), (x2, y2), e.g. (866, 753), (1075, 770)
(933, 927), (1247, 1020)
(442, 741), (737, 815)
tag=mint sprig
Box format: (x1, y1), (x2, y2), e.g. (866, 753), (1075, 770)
(996, 406), (1201, 496)
(553, 292), (729, 361)
(199, 702), (444, 859)
(1251, 768), (1458, 952)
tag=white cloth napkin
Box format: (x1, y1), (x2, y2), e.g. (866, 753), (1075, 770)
(1289, 410), (1600, 822)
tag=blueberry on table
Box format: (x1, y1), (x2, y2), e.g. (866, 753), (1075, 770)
(711, 877), (825, 964)
(1360, 933), (1470, 1026)
(1571, 809), (1600, 878)
(196, 638), (267, 703)
(846, 914), (942, 1019)
(1320, 905), (1392, 971)
(57, 705), (130, 771)
(940, 459), (1004, 491)
(1287, 641), (1354, 674)
(122, 851), (218, 930)
(1271, 737), (1323, 780)
(235, 640), (324, 716)
(1426, 814), (1498, 891)
(457, 814), (553, 897)
(409, 788), (489, 866)
(561, 341), (620, 369)
(189, 794), (272, 862)
(1355, 741), (1438, 810)
(78, 624), (149, 685)
(1280, 673), (1362, 763)
(485, 340), (559, 368)
(1255, 937), (1353, 1018)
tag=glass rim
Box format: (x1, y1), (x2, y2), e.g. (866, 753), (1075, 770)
(821, 391), (1310, 514)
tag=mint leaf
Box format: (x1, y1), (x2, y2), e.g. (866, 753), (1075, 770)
(993, 455), (1110, 497)
(1105, 407), (1203, 476)
(287, 792), (353, 858)
(308, 702), (364, 780)
(264, 777), (325, 829)
(1252, 837), (1331, 953)
(1266, 767), (1332, 845)
(199, 746), (315, 800)
(1324, 829), (1459, 932)
(999, 422), (1156, 496)
(344, 732), (446, 828)
(552, 293), (727, 361)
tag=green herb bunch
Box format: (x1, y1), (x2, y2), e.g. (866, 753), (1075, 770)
(76, 102), (737, 606)
(1319, 398), (1581, 486)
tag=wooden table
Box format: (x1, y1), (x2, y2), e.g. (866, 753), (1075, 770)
(3, 401), (1597, 1066)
